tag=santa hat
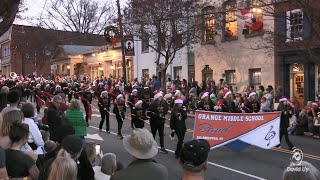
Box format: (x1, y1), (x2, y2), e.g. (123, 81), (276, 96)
(261, 97), (267, 101)
(132, 89), (138, 93)
(98, 82), (103, 85)
(249, 92), (257, 98)
(201, 92), (209, 100)
(279, 96), (288, 102)
(154, 92), (163, 100)
(174, 98), (183, 104)
(55, 85), (61, 89)
(116, 94), (124, 100)
(174, 90), (181, 97)
(144, 86), (149, 89)
(210, 93), (216, 99)
(36, 84), (41, 89)
(135, 100), (143, 107)
(224, 91), (232, 99)
(101, 91), (109, 98)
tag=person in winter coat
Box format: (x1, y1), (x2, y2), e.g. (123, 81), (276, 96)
(65, 99), (87, 139)
(170, 99), (187, 158)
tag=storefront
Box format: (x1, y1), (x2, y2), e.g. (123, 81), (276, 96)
(278, 50), (320, 107)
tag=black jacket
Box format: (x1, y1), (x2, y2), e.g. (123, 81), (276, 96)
(47, 104), (64, 142)
(170, 107), (187, 131)
(148, 100), (169, 125)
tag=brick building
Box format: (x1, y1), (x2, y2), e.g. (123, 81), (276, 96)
(0, 24), (105, 77)
(273, 0), (320, 107)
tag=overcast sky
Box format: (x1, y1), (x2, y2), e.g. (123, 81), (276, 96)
(16, 0), (126, 26)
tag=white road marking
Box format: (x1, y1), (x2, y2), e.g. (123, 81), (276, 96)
(88, 125), (267, 180)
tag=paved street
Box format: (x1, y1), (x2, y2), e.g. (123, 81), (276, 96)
(81, 104), (320, 180)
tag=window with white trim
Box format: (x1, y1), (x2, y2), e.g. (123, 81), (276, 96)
(286, 9), (303, 42)
(202, 6), (215, 42)
(249, 68), (261, 90)
(1, 45), (10, 58)
(225, 70), (236, 85)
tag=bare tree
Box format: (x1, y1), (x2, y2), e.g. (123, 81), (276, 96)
(39, 0), (116, 34)
(0, 0), (21, 36)
(125, 0), (208, 90)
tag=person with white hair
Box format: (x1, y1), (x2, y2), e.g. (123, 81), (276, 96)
(282, 161), (320, 180)
(93, 153), (117, 180)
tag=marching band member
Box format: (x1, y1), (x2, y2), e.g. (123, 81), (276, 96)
(113, 94), (126, 139)
(170, 98), (187, 158)
(131, 100), (147, 128)
(98, 91), (111, 133)
(197, 92), (213, 111)
(148, 92), (169, 154)
(244, 92), (260, 113)
(276, 96), (295, 150)
(129, 89), (140, 128)
(221, 91), (236, 113)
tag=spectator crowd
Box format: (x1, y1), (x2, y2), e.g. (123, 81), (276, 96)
(0, 73), (319, 180)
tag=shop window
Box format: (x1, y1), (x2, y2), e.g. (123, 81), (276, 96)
(224, 0), (237, 38)
(240, 0), (264, 36)
(202, 6), (215, 42)
(142, 69), (149, 79)
(174, 66), (182, 79)
(225, 70), (236, 85)
(286, 9), (303, 42)
(249, 68), (261, 90)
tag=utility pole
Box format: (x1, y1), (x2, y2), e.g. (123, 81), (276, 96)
(117, 0), (127, 84)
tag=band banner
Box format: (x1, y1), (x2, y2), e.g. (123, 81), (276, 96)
(193, 110), (281, 149)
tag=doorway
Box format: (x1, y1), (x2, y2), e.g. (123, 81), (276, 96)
(293, 73), (304, 109)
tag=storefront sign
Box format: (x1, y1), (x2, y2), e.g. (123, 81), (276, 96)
(193, 111), (281, 149)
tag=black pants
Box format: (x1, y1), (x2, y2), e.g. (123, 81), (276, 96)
(280, 130), (294, 149)
(116, 115), (124, 136)
(84, 107), (89, 123)
(99, 111), (110, 131)
(68, 94), (72, 103)
(175, 129), (186, 156)
(132, 118), (144, 128)
(151, 123), (165, 148)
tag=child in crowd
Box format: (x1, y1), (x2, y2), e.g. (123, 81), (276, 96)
(260, 97), (271, 112)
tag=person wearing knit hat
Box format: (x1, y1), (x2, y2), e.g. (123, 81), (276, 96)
(197, 92), (213, 111)
(131, 100), (148, 128)
(129, 89), (140, 129)
(170, 98), (187, 158)
(113, 94), (126, 139)
(276, 96), (295, 150)
(98, 91), (111, 133)
(244, 91), (260, 113)
(222, 91), (236, 113)
(147, 90), (169, 154)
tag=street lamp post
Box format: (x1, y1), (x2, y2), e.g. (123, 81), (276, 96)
(117, 0), (127, 84)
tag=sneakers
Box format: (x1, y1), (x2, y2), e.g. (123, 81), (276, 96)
(107, 131), (110, 134)
(169, 134), (175, 141)
(118, 134), (124, 139)
(159, 147), (168, 154)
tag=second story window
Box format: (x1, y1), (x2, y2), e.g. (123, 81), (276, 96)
(286, 9), (303, 42)
(202, 6), (215, 42)
(240, 0), (264, 36)
(224, 0), (238, 38)
(1, 45), (10, 58)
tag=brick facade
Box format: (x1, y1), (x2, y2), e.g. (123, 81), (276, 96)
(0, 24), (105, 77)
